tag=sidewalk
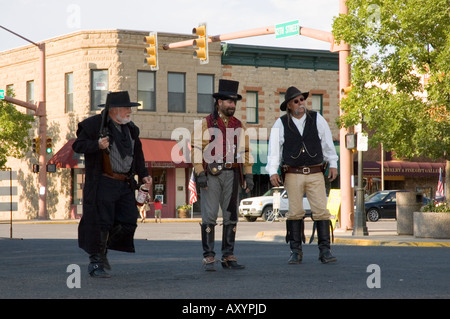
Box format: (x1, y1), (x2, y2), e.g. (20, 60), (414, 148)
(1, 218), (450, 247)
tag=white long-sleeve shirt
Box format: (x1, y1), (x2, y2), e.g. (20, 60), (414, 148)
(265, 113), (338, 176)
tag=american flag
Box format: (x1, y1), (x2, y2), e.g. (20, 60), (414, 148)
(188, 170), (197, 205)
(436, 167), (444, 198)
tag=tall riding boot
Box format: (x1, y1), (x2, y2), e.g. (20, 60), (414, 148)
(316, 220), (337, 263)
(100, 231), (111, 270)
(88, 231), (111, 278)
(221, 224), (245, 269)
(88, 253), (111, 278)
(201, 224), (216, 271)
(286, 219), (304, 264)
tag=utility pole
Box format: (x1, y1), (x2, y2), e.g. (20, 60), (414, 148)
(0, 25), (48, 220)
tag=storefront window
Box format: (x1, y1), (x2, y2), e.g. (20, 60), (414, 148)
(151, 168), (167, 204)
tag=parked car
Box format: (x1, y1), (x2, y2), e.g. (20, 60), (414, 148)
(364, 190), (432, 222)
(239, 187), (312, 222)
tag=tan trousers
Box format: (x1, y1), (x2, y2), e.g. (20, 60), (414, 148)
(284, 172), (330, 221)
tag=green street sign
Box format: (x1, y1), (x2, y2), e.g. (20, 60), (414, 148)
(275, 20), (300, 39)
(0, 90), (4, 99)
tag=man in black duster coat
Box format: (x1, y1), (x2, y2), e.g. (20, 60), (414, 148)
(73, 91), (151, 278)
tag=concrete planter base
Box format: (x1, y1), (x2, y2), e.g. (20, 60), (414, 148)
(414, 212), (450, 239)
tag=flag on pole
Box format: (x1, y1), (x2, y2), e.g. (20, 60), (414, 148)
(436, 167), (444, 198)
(188, 170), (197, 205)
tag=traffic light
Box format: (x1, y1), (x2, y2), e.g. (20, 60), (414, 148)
(192, 23), (208, 64)
(46, 138), (52, 154)
(341, 86), (352, 98)
(144, 32), (159, 71)
(32, 164), (39, 173)
(32, 137), (40, 153)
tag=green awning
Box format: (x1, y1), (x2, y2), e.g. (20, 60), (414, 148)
(250, 140), (268, 175)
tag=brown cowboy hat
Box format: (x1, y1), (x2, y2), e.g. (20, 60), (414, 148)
(280, 86), (309, 111)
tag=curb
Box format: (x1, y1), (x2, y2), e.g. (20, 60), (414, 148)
(255, 231), (450, 247)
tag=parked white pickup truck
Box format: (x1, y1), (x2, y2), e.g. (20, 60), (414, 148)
(238, 187), (312, 222)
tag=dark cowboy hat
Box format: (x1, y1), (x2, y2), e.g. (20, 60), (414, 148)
(280, 86), (309, 111)
(98, 91), (141, 108)
(213, 79), (242, 101)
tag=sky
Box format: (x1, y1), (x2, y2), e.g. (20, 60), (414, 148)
(1, 0), (339, 52)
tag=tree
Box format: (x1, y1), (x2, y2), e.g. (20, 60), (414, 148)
(0, 94), (35, 167)
(332, 0), (450, 198)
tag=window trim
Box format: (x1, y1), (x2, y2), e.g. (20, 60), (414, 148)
(197, 73), (214, 113)
(167, 72), (186, 113)
(246, 91), (258, 124)
(137, 70), (156, 112)
(90, 69), (108, 110)
(65, 72), (74, 113)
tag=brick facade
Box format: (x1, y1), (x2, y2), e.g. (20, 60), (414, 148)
(0, 29), (340, 220)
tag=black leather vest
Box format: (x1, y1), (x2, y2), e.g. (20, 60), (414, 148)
(281, 111), (323, 167)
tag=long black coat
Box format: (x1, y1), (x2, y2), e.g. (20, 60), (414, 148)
(72, 112), (148, 254)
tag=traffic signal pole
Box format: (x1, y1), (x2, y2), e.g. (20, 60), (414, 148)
(1, 25), (48, 220)
(37, 43), (48, 220)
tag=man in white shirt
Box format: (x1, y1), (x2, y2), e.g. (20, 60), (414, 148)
(266, 86), (338, 264)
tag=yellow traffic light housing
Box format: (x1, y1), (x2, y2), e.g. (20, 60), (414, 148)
(144, 32), (159, 71)
(341, 86), (352, 97)
(192, 23), (208, 64)
(46, 137), (52, 154)
(32, 137), (40, 153)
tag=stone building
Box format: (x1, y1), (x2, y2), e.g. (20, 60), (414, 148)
(0, 29), (342, 220)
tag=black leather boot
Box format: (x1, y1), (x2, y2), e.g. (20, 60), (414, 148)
(286, 219), (304, 264)
(100, 231), (111, 270)
(221, 224), (245, 269)
(201, 224), (216, 271)
(316, 220), (337, 263)
(88, 253), (111, 278)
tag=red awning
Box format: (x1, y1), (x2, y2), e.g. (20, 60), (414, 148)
(48, 139), (80, 168)
(140, 138), (190, 168)
(361, 161), (445, 177)
(48, 138), (190, 169)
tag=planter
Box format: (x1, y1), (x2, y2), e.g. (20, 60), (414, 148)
(178, 209), (188, 218)
(414, 211), (450, 239)
(396, 192), (423, 235)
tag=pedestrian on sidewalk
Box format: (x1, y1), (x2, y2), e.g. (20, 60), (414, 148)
(72, 91), (152, 278)
(139, 193), (151, 223)
(191, 79), (254, 271)
(154, 197), (162, 223)
(266, 86), (338, 264)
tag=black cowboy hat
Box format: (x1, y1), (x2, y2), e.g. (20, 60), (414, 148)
(213, 79), (242, 101)
(280, 86), (309, 111)
(98, 91), (141, 108)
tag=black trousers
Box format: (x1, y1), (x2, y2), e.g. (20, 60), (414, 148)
(96, 175), (138, 233)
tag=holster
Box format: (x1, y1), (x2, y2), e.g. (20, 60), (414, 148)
(207, 162), (223, 176)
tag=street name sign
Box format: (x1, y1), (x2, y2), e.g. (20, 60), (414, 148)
(275, 20), (300, 39)
(0, 90), (5, 99)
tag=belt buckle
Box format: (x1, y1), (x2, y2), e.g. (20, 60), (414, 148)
(224, 162), (233, 169)
(302, 167), (310, 174)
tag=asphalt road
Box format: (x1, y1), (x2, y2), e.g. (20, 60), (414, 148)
(1, 222), (449, 305)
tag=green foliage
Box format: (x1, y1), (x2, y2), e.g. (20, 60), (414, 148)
(177, 204), (192, 210)
(333, 0), (450, 160)
(0, 94), (35, 167)
(421, 200), (450, 213)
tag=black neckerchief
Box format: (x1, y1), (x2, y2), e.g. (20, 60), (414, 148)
(108, 119), (132, 159)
